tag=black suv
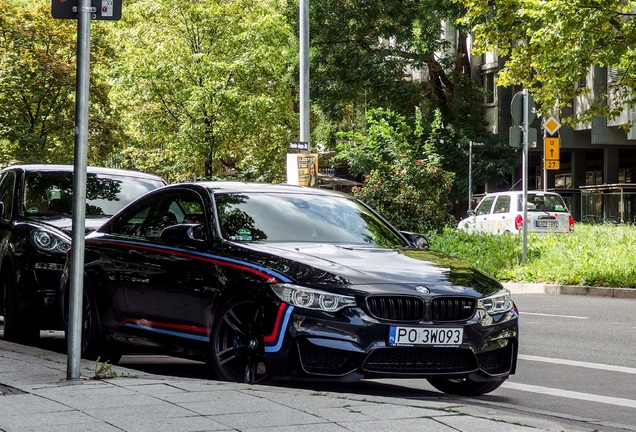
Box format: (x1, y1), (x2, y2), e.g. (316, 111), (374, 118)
(0, 164), (166, 343)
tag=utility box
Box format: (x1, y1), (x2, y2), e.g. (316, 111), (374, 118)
(52, 0), (122, 20)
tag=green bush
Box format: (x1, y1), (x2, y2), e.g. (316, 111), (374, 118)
(429, 225), (636, 287)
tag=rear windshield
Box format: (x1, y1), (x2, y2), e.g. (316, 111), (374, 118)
(517, 193), (568, 212)
(23, 171), (165, 217)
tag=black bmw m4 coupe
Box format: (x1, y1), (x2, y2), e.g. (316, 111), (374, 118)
(61, 181), (519, 396)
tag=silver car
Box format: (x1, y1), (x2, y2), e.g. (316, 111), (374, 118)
(458, 191), (574, 234)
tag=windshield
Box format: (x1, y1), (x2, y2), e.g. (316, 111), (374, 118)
(24, 171), (164, 217)
(214, 192), (406, 247)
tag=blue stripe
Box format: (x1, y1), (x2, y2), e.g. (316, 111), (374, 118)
(92, 237), (292, 282)
(264, 306), (294, 353)
(123, 323), (210, 342)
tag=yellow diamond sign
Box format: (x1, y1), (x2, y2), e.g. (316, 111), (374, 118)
(543, 116), (562, 135)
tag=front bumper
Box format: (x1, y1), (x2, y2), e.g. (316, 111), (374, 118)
(264, 305), (518, 382)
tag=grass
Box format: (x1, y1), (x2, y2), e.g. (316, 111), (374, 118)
(429, 224), (636, 287)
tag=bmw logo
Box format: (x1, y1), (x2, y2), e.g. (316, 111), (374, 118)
(415, 286), (430, 295)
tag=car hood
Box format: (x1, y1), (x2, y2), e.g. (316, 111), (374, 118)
(24, 216), (110, 237)
(235, 242), (503, 297)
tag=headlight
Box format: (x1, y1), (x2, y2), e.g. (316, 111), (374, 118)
(30, 229), (71, 254)
(270, 284), (356, 312)
(478, 289), (513, 315)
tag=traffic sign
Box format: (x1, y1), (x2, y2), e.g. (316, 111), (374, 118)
(543, 116), (562, 135)
(509, 126), (538, 148)
(545, 137), (560, 160)
(511, 91), (536, 126)
(545, 159), (560, 170)
(52, 0), (122, 20)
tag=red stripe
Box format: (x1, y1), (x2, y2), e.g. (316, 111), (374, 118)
(264, 303), (287, 343)
(120, 318), (210, 335)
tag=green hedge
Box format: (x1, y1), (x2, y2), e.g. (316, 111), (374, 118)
(429, 225), (636, 288)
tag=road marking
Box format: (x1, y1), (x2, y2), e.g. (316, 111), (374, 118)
(520, 312), (589, 319)
(519, 354), (636, 374)
(503, 382), (636, 409)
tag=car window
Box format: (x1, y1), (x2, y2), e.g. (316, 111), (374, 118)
(475, 196), (496, 216)
(527, 193), (568, 212)
(0, 171), (15, 219)
(23, 171), (165, 217)
(110, 190), (206, 241)
(494, 196), (510, 214)
(213, 192), (406, 247)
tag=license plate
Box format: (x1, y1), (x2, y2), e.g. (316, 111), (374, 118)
(535, 220), (558, 228)
(388, 327), (463, 347)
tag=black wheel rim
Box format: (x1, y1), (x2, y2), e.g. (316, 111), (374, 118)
(213, 300), (265, 383)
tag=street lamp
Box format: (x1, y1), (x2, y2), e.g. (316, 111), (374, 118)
(468, 141), (484, 210)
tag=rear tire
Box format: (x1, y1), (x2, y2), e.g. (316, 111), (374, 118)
(209, 294), (267, 383)
(80, 287), (121, 364)
(2, 267), (39, 343)
(427, 377), (506, 396)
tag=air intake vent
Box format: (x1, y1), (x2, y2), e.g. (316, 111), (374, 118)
(430, 297), (476, 322)
(366, 296), (425, 321)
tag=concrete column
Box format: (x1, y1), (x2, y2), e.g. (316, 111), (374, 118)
(604, 147), (619, 184)
(570, 151), (586, 221)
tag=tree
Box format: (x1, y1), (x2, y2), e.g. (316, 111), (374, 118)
(108, 0), (296, 182)
(456, 0), (636, 124)
(290, 0), (517, 207)
(0, 0), (119, 166)
(337, 108), (456, 233)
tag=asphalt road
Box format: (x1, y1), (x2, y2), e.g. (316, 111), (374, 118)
(3, 293), (635, 431)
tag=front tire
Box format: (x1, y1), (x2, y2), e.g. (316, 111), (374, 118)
(209, 294), (267, 383)
(427, 377), (507, 396)
(2, 267), (39, 343)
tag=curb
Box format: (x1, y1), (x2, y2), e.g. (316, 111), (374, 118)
(502, 282), (636, 299)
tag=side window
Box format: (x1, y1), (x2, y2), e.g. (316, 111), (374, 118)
(110, 190), (207, 241)
(494, 196), (510, 214)
(475, 196), (495, 216)
(0, 172), (16, 219)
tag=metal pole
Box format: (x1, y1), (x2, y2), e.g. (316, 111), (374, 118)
(522, 89), (529, 262)
(468, 141), (473, 210)
(543, 130), (547, 191)
(299, 0), (310, 153)
(67, 0), (91, 380)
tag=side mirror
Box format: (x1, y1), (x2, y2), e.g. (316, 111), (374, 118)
(400, 231), (429, 250)
(467, 209), (476, 217)
(160, 223), (206, 246)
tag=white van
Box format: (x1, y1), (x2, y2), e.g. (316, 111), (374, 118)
(458, 191), (574, 234)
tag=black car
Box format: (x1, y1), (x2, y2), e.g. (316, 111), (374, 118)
(63, 182), (518, 396)
(0, 164), (166, 343)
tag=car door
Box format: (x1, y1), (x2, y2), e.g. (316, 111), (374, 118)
(473, 195), (496, 233)
(491, 195), (512, 233)
(103, 188), (219, 350)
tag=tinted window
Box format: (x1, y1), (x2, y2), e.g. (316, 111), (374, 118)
(214, 192), (405, 247)
(110, 190), (206, 240)
(23, 171), (164, 217)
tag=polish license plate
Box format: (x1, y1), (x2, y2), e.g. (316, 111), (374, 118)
(535, 220), (558, 228)
(388, 327), (463, 347)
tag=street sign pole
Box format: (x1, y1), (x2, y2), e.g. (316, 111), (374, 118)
(522, 89), (529, 263)
(66, 0), (91, 380)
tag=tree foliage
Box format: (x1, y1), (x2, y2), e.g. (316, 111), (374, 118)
(108, 0), (296, 182)
(338, 108), (456, 233)
(0, 0), (119, 166)
(456, 0), (636, 124)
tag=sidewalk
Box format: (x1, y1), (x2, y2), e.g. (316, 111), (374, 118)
(0, 339), (586, 432)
